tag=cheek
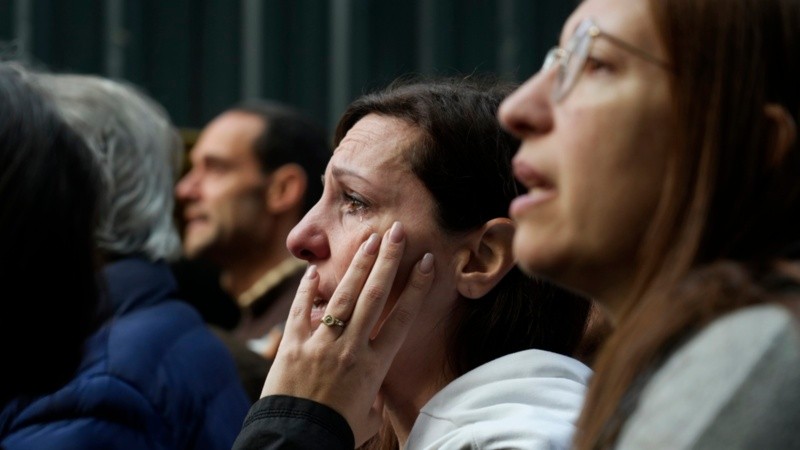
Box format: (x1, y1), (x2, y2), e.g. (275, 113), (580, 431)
(379, 228), (441, 313)
(328, 226), (374, 279)
(204, 182), (243, 219)
(203, 178), (234, 202)
(564, 101), (670, 258)
(213, 194), (256, 231)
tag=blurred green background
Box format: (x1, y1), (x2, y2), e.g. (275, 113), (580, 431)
(0, 0), (573, 133)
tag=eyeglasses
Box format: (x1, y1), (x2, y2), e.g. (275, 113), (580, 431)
(542, 18), (670, 102)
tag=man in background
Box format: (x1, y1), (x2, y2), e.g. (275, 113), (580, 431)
(175, 101), (329, 400)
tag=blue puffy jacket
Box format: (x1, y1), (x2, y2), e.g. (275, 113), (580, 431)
(0, 257), (251, 449)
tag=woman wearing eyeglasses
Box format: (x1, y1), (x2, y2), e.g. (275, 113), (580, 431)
(499, 0), (800, 448)
(235, 0), (800, 448)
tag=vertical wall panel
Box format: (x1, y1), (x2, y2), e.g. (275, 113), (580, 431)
(258, 0), (290, 105)
(366, 2), (418, 91)
(4, 0), (22, 58)
(275, 0), (328, 127)
(141, 0), (198, 126)
(26, 0), (104, 74)
(328, 0), (354, 127)
(198, 0), (240, 124)
(241, 0), (263, 100)
(121, 0), (145, 85)
(0, 1), (14, 42)
(456, 1), (500, 75)
(418, 0), (457, 74)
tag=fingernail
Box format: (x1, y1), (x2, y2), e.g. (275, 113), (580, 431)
(419, 253), (434, 274)
(389, 221), (404, 243)
(305, 265), (317, 279)
(363, 233), (380, 255)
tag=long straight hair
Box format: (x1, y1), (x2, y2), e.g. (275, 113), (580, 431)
(575, 0), (800, 448)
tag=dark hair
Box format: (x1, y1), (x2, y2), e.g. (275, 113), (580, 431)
(0, 63), (102, 402)
(575, 0), (800, 447)
(335, 77), (591, 379)
(233, 100), (331, 214)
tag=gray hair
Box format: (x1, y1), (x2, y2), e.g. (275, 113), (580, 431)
(32, 73), (183, 262)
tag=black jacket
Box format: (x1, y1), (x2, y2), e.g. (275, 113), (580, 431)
(233, 395), (354, 450)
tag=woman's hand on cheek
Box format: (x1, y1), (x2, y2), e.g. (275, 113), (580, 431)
(261, 221), (435, 446)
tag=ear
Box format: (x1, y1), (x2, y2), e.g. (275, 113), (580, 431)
(265, 163), (307, 215)
(764, 103), (797, 166)
(455, 218), (516, 299)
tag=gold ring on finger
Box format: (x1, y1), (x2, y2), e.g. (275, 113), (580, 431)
(321, 314), (346, 328)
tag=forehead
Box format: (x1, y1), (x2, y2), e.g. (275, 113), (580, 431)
(562, 0), (660, 52)
(192, 111), (266, 161)
(332, 114), (422, 174)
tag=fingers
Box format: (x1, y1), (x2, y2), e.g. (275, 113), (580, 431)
(260, 326), (283, 359)
(348, 221), (407, 340)
(282, 264), (319, 341)
(319, 232), (381, 334)
(372, 252), (434, 356)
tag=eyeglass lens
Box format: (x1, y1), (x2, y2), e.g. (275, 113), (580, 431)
(553, 19), (594, 101)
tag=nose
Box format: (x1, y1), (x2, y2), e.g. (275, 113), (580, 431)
(175, 169), (199, 201)
(286, 202), (330, 261)
(498, 70), (555, 138)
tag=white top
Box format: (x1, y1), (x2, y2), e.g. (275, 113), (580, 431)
(405, 349), (592, 450)
(618, 303), (800, 449)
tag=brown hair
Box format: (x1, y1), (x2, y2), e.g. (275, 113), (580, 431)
(232, 100), (330, 214)
(338, 77), (592, 449)
(575, 0), (800, 448)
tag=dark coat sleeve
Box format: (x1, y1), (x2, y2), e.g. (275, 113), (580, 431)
(232, 395), (355, 450)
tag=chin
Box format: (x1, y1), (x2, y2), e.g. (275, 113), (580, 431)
(513, 229), (569, 281)
(513, 227), (550, 271)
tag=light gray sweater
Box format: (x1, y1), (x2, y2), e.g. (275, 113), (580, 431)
(617, 303), (800, 449)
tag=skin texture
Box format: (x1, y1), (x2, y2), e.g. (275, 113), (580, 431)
(286, 114), (479, 445)
(498, 0), (674, 312)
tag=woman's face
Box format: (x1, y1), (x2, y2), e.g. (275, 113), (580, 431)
(287, 113), (463, 338)
(498, 0), (673, 304)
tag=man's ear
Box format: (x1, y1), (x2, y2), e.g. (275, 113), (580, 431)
(265, 163), (307, 214)
(764, 104), (797, 166)
(455, 218), (516, 299)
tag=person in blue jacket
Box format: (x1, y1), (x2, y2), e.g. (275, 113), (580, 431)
(1, 69), (250, 449)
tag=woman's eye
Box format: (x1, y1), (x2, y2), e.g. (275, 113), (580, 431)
(342, 192), (368, 215)
(584, 56), (611, 73)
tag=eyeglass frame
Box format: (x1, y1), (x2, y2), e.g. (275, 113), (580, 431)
(542, 18), (671, 102)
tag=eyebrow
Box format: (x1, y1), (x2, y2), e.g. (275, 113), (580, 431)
(196, 151), (235, 166)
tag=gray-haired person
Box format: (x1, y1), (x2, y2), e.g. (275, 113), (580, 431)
(1, 72), (250, 449)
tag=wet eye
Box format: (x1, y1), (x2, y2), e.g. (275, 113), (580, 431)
(342, 192), (369, 215)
